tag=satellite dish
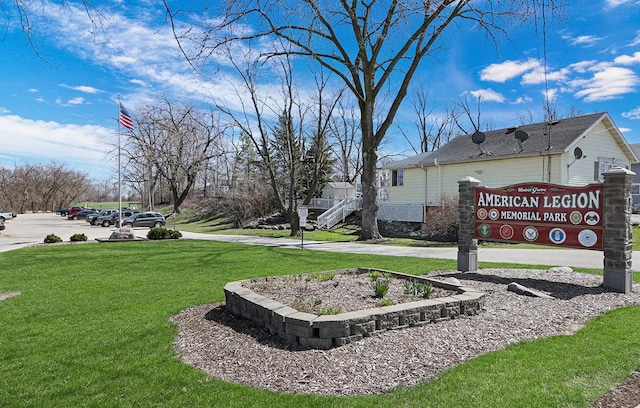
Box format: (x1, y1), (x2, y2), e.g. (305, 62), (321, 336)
(574, 147), (584, 160)
(514, 130), (529, 142)
(471, 131), (486, 145)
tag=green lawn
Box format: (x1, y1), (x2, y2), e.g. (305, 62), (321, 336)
(1, 240), (639, 407)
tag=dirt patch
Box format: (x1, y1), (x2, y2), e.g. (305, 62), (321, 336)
(244, 269), (455, 314)
(0, 291), (21, 301)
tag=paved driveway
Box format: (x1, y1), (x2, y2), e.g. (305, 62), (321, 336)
(0, 212), (118, 252)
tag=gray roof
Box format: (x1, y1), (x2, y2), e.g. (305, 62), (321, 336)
(386, 112), (636, 168)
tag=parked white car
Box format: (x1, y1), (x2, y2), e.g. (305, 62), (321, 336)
(0, 211), (14, 221)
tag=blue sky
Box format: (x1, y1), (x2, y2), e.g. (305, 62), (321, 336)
(0, 0), (639, 181)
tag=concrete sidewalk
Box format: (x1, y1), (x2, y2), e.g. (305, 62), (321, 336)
(179, 231), (623, 270)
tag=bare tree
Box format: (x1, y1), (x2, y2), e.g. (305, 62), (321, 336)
(124, 97), (225, 214)
(329, 97), (362, 184)
(0, 162), (91, 213)
(214, 46), (337, 236)
(166, 0), (560, 240)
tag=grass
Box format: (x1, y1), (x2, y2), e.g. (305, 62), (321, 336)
(1, 240), (640, 407)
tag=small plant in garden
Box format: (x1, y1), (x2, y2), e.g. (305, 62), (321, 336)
(380, 298), (394, 306)
(314, 298), (323, 306)
(70, 233), (88, 242)
(371, 272), (391, 298)
(317, 307), (341, 316)
(403, 279), (434, 298)
(367, 271), (382, 281)
(310, 271), (336, 282)
(43, 234), (62, 244)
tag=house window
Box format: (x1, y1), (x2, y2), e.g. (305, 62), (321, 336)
(594, 161), (625, 182)
(632, 184), (640, 195)
(392, 169), (404, 186)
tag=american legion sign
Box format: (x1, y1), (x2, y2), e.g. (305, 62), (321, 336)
(456, 168), (635, 294)
(474, 183), (603, 250)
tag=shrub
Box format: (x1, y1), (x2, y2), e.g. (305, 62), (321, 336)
(44, 234), (62, 244)
(423, 194), (459, 241)
(70, 233), (88, 242)
(147, 227), (182, 240)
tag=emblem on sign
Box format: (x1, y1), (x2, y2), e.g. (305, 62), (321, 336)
(478, 224), (491, 237)
(477, 208), (488, 220)
(578, 229), (598, 247)
(549, 228), (566, 244)
(570, 211), (582, 225)
(523, 226), (538, 242)
(488, 208), (499, 220)
(584, 211), (600, 226)
(499, 225), (514, 240)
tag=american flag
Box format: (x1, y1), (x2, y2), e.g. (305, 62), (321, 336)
(119, 102), (134, 131)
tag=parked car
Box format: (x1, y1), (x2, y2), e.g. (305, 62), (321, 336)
(0, 220), (4, 230)
(68, 206), (89, 217)
(98, 210), (138, 227)
(68, 209), (97, 220)
(86, 209), (116, 225)
(116, 212), (166, 228)
(0, 211), (14, 221)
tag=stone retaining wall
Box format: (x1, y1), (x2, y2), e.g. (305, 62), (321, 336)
(224, 268), (485, 350)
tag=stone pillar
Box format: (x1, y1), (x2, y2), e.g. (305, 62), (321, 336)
(458, 177), (481, 272)
(602, 167), (635, 294)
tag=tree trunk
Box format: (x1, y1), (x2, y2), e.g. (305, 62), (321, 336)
(359, 101), (381, 241)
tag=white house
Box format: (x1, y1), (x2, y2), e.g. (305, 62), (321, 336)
(384, 112), (638, 213)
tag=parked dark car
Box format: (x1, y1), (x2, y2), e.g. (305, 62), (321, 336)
(116, 212), (165, 228)
(68, 209), (97, 220)
(0, 220), (4, 230)
(98, 210), (138, 227)
(86, 209), (116, 225)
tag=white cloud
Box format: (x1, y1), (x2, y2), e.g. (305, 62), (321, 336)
(618, 127), (632, 133)
(480, 59), (540, 83)
(60, 84), (102, 94)
(569, 60), (598, 73)
(632, 32), (640, 46)
(563, 34), (604, 47)
(68, 97), (85, 105)
(571, 67), (639, 101)
(0, 115), (114, 179)
(542, 88), (558, 103)
(511, 96), (533, 105)
(622, 107), (640, 120)
(614, 52), (640, 65)
(606, 0), (633, 7)
(521, 66), (570, 85)
(27, 88), (38, 93)
(468, 88), (505, 103)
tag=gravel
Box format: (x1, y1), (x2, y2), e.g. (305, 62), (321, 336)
(170, 268), (640, 398)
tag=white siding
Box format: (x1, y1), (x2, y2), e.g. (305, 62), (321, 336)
(387, 167), (426, 203)
(564, 121), (630, 185)
(426, 155), (555, 205)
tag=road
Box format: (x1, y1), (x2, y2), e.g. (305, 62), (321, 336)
(1, 212), (638, 271)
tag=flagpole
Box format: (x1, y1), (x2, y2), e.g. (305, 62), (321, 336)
(117, 97), (122, 230)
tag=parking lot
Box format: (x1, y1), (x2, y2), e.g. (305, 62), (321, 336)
(0, 212), (130, 253)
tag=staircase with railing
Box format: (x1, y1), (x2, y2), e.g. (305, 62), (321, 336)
(317, 197), (363, 230)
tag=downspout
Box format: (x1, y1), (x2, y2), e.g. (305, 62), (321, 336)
(421, 165), (428, 223)
(436, 159), (442, 207)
